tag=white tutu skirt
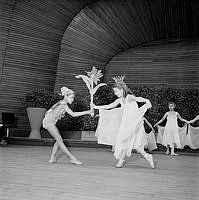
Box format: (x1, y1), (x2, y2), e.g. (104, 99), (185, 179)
(185, 125), (199, 149)
(162, 120), (181, 148)
(157, 124), (187, 149)
(145, 131), (157, 151)
(157, 125), (199, 149)
(113, 103), (150, 160)
(95, 96), (152, 160)
(95, 108), (123, 145)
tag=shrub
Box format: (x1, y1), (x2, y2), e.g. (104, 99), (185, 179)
(22, 88), (59, 109)
(43, 85), (199, 131)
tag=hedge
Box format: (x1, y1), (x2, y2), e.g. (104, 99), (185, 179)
(54, 85), (199, 131)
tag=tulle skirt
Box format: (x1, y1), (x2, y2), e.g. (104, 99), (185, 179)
(185, 125), (199, 149)
(113, 101), (152, 159)
(162, 120), (181, 148)
(95, 108), (123, 145)
(145, 131), (157, 151)
(95, 100), (152, 160)
(157, 124), (187, 149)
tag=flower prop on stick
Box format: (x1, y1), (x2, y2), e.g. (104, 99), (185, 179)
(75, 66), (107, 114)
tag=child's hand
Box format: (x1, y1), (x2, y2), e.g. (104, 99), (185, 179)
(145, 99), (152, 108)
(90, 102), (95, 108)
(93, 105), (99, 109)
(89, 109), (94, 116)
(90, 103), (98, 109)
(154, 123), (158, 128)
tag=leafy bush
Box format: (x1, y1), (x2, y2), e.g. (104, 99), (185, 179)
(56, 94), (89, 131)
(130, 85), (199, 129)
(56, 86), (116, 131)
(22, 88), (59, 109)
(37, 85), (199, 131)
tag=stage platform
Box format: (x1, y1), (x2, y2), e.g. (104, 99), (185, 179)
(4, 137), (199, 153)
(0, 145), (198, 200)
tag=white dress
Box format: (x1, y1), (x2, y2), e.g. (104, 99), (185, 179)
(157, 124), (187, 149)
(95, 107), (123, 145)
(145, 131), (157, 151)
(162, 111), (181, 148)
(95, 94), (152, 160)
(185, 125), (199, 149)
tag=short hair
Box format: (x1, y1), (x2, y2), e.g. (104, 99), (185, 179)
(168, 101), (175, 106)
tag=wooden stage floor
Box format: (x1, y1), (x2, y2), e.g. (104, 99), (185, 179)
(0, 145), (198, 200)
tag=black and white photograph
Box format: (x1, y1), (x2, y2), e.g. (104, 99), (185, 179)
(0, 0), (198, 199)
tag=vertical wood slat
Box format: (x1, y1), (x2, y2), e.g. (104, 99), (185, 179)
(0, 1), (15, 123)
(0, 1), (14, 83)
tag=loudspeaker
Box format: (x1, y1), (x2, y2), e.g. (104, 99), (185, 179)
(2, 112), (15, 125)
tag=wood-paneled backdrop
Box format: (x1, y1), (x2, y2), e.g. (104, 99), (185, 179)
(0, 0), (198, 136)
(55, 0), (199, 91)
(105, 39), (199, 86)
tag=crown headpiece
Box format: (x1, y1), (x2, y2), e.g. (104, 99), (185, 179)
(112, 75), (126, 86)
(112, 75), (132, 94)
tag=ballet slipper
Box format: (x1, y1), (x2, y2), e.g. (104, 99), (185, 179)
(145, 154), (155, 169)
(49, 157), (57, 163)
(170, 152), (178, 156)
(165, 150), (170, 155)
(115, 159), (125, 168)
(111, 146), (115, 152)
(70, 158), (82, 165)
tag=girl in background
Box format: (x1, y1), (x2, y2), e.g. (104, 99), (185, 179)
(154, 102), (188, 155)
(43, 86), (93, 165)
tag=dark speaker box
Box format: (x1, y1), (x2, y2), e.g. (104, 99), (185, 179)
(2, 112), (15, 125)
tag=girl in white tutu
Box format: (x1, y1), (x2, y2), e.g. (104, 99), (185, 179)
(154, 102), (188, 155)
(94, 76), (154, 168)
(43, 86), (93, 165)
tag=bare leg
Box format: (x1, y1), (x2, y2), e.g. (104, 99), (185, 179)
(111, 145), (115, 152)
(170, 144), (178, 156)
(47, 125), (82, 164)
(49, 141), (59, 163)
(115, 150), (126, 168)
(136, 146), (155, 168)
(165, 145), (170, 155)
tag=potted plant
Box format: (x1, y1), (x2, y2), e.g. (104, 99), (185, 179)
(22, 88), (56, 139)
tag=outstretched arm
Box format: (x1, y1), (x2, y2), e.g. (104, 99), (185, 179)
(64, 105), (93, 117)
(154, 113), (167, 127)
(188, 115), (199, 124)
(93, 98), (121, 110)
(143, 117), (155, 132)
(177, 113), (188, 123)
(129, 95), (149, 103)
